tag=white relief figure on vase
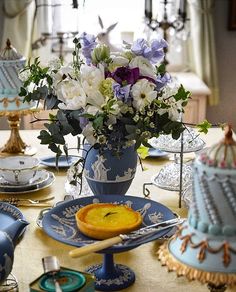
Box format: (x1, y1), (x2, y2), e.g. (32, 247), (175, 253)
(91, 155), (111, 181)
(115, 168), (135, 182)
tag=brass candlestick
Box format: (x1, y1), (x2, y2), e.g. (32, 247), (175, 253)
(0, 109), (37, 156)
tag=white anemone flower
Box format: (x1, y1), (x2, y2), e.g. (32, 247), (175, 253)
(86, 90), (106, 115)
(53, 66), (75, 87)
(131, 79), (157, 110)
(57, 79), (87, 110)
(110, 53), (129, 67)
(129, 56), (156, 80)
(81, 64), (104, 96)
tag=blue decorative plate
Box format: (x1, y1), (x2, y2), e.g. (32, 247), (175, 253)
(40, 155), (78, 168)
(42, 195), (175, 254)
(148, 148), (168, 158)
(0, 202), (25, 234)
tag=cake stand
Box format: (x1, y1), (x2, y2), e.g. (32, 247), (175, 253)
(148, 127), (205, 207)
(42, 194), (176, 291)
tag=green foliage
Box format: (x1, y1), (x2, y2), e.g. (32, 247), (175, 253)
(137, 145), (149, 159)
(197, 120), (212, 134)
(174, 84), (191, 101)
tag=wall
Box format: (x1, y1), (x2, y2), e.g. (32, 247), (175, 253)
(207, 0), (236, 127)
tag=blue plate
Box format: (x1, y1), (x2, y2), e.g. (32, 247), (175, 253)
(42, 195), (175, 254)
(40, 155), (78, 168)
(148, 148), (168, 158)
(0, 202), (25, 235)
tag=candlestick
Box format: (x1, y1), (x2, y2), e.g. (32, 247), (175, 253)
(145, 0), (152, 20)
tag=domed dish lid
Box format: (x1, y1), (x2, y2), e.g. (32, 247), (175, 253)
(200, 125), (236, 168)
(0, 39), (23, 60)
(149, 127), (205, 153)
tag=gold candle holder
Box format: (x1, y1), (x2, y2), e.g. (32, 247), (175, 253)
(0, 109), (37, 156)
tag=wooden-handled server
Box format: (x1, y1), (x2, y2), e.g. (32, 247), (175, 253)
(69, 218), (185, 258)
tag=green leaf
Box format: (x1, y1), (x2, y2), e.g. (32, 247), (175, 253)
(93, 115), (104, 130)
(174, 84), (191, 101)
(19, 87), (27, 96)
(38, 130), (52, 144)
(157, 64), (166, 74)
(63, 144), (68, 156)
(48, 143), (62, 155)
(197, 120), (212, 134)
(137, 145), (149, 159)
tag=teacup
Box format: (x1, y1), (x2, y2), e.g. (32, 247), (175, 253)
(0, 156), (40, 185)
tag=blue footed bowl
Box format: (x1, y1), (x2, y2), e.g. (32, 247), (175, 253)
(83, 145), (138, 195)
(42, 195), (176, 291)
(42, 194), (175, 253)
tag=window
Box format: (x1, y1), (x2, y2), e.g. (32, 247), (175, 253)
(34, 0), (188, 70)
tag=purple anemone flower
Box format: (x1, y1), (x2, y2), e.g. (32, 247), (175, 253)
(131, 38), (168, 64)
(109, 67), (140, 85)
(80, 32), (97, 64)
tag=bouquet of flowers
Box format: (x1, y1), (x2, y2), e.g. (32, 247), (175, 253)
(19, 32), (191, 156)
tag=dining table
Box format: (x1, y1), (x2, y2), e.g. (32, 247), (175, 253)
(1, 127), (236, 292)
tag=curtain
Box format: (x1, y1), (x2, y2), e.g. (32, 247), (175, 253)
(188, 0), (219, 105)
(2, 0), (35, 58)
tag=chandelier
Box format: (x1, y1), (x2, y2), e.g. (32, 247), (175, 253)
(144, 0), (189, 64)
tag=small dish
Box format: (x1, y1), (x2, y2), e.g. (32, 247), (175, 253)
(148, 148), (168, 158)
(0, 156), (40, 185)
(40, 155), (78, 168)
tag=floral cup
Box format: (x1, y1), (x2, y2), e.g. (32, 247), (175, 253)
(0, 156), (40, 185)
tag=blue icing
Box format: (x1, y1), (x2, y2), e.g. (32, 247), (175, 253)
(222, 225), (235, 236)
(197, 221), (208, 233)
(189, 216), (198, 228)
(209, 224), (221, 235)
(4, 89), (11, 94)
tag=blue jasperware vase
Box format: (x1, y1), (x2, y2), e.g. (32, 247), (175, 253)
(83, 144), (138, 195)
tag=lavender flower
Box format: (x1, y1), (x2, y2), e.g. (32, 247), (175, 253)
(156, 72), (171, 91)
(131, 38), (168, 64)
(80, 32), (97, 64)
(109, 67), (140, 85)
(113, 83), (132, 104)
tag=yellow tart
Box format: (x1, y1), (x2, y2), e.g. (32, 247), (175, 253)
(75, 203), (142, 239)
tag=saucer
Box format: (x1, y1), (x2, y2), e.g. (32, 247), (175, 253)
(0, 169), (49, 188)
(148, 148), (168, 158)
(40, 155), (78, 168)
(0, 171), (55, 194)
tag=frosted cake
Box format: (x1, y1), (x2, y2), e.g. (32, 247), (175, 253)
(158, 126), (236, 287)
(0, 39), (33, 112)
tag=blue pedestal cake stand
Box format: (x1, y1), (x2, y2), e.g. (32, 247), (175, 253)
(42, 195), (175, 291)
